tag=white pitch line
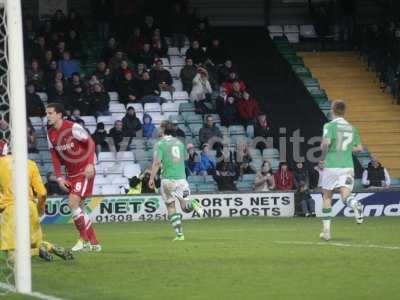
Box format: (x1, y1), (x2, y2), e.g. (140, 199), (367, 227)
(0, 282), (64, 300)
(274, 241), (400, 251)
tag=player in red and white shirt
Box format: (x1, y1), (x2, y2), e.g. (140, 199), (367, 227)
(46, 103), (101, 252)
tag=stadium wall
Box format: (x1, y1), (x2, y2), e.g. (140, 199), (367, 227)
(41, 191), (400, 224)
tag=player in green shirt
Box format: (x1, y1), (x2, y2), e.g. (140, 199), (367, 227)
(320, 100), (364, 241)
(149, 121), (203, 241)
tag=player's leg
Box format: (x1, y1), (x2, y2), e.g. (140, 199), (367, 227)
(320, 169), (337, 241)
(320, 189), (333, 241)
(161, 180), (184, 241)
(339, 186), (363, 224)
(68, 177), (100, 251)
(175, 180), (203, 216)
(0, 206), (15, 281)
(338, 169), (363, 224)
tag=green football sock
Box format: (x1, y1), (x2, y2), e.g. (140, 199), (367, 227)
(322, 208), (332, 231)
(169, 213), (183, 237)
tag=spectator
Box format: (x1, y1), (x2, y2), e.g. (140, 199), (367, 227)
(31, 36), (47, 64)
(102, 36), (119, 63)
(293, 162), (310, 189)
(223, 73), (246, 95)
(89, 83), (110, 116)
(215, 86), (229, 116)
(44, 59), (58, 85)
(234, 142), (256, 175)
(140, 168), (160, 194)
(206, 38), (228, 66)
(362, 157), (391, 188)
(150, 59), (173, 92)
(115, 60), (134, 84)
(48, 81), (71, 110)
(122, 107), (142, 137)
(117, 71), (139, 105)
(137, 71), (162, 103)
(51, 9), (67, 33)
(171, 120), (186, 139)
(66, 9), (84, 34)
(142, 113), (157, 139)
(192, 20), (211, 46)
(92, 122), (109, 155)
(220, 96), (239, 127)
(141, 15), (157, 40)
(108, 120), (124, 152)
(199, 115), (223, 148)
(69, 108), (83, 123)
(151, 30), (168, 58)
(185, 40), (206, 66)
(26, 83), (45, 117)
(236, 91), (261, 127)
(186, 143), (200, 175)
(180, 57), (197, 94)
(254, 114), (273, 151)
(92, 61), (112, 91)
(135, 62), (147, 79)
(190, 67), (212, 114)
(137, 43), (155, 69)
(213, 162), (239, 191)
(254, 160), (275, 191)
(67, 29), (82, 59)
(54, 40), (67, 61)
(310, 160), (325, 190)
(26, 59), (45, 91)
(170, 3), (187, 48)
(126, 27), (144, 60)
(27, 126), (38, 153)
(294, 182), (316, 217)
(58, 51), (80, 79)
(108, 50), (126, 73)
(196, 143), (216, 176)
(274, 162), (294, 191)
(45, 172), (65, 196)
(68, 73), (90, 115)
(218, 59), (236, 83)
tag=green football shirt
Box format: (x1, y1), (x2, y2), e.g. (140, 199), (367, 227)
(323, 117), (361, 169)
(154, 135), (186, 180)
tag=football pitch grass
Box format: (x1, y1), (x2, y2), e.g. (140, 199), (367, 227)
(4, 217), (400, 300)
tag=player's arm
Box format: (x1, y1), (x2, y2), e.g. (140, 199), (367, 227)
(30, 161), (47, 216)
(149, 154), (161, 190)
(320, 124), (332, 160)
(352, 127), (363, 153)
(48, 135), (70, 191)
(72, 123), (95, 178)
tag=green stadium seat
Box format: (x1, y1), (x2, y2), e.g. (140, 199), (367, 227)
(184, 114), (203, 125)
(292, 65), (312, 77)
(236, 181), (253, 192)
(391, 178), (400, 187)
(187, 176), (204, 183)
(286, 55), (304, 66)
(197, 183), (217, 193)
(188, 123), (202, 137)
(301, 78), (320, 88)
(229, 125), (246, 136)
(242, 174), (256, 182)
(180, 102), (196, 113)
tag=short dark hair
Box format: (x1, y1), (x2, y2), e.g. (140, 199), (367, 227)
(332, 100), (346, 116)
(46, 103), (65, 116)
(160, 120), (174, 135)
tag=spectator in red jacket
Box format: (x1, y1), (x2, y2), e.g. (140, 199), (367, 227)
(222, 72), (246, 94)
(274, 162), (294, 191)
(236, 91), (261, 126)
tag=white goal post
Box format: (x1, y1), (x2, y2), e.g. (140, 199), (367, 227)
(0, 0), (32, 294)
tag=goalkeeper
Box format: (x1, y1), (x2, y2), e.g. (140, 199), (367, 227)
(0, 139), (73, 262)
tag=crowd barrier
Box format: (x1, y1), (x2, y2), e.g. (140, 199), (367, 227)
(41, 189), (400, 224)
